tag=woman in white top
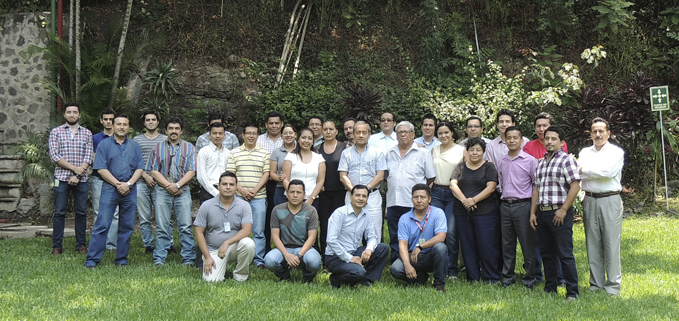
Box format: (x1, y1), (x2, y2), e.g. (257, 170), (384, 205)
(270, 124), (297, 206)
(282, 127), (326, 210)
(430, 120), (465, 279)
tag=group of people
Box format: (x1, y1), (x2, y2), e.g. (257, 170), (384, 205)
(48, 104), (624, 299)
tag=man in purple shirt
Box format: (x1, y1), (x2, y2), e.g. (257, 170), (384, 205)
(497, 126), (537, 288)
(486, 109), (529, 165)
(530, 125), (580, 301)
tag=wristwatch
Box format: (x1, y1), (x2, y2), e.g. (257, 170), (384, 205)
(176, 183), (181, 189)
(127, 182), (132, 187)
(416, 244), (423, 251)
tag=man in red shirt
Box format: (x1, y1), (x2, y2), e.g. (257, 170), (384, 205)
(523, 112), (568, 159)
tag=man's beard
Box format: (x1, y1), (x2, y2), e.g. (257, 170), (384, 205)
(66, 118), (78, 125)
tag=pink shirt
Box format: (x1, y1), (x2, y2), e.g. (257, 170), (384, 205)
(522, 139), (569, 159)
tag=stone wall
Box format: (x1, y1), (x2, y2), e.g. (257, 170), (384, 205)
(1, 12), (52, 148)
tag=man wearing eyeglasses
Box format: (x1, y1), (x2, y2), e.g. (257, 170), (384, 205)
(458, 116), (491, 161)
(385, 121), (436, 263)
(226, 124), (271, 270)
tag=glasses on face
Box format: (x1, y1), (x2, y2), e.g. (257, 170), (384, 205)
(309, 123), (321, 127)
(397, 130), (412, 136)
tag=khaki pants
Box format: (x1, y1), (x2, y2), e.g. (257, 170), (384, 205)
(202, 238), (256, 282)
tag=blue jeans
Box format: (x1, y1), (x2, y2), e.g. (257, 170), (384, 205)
(273, 186), (287, 207)
(91, 176), (118, 250)
(390, 243), (449, 287)
(52, 180), (88, 249)
(136, 181), (159, 248)
(237, 196), (267, 266)
(86, 183), (136, 266)
(153, 187), (195, 265)
(430, 186), (460, 277)
(264, 247), (322, 280)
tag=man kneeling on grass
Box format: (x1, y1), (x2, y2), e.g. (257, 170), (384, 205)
(325, 185), (389, 288)
(194, 171), (256, 282)
(264, 180), (322, 282)
(390, 184), (448, 292)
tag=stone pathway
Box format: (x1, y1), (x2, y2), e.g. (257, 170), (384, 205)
(0, 223), (75, 239)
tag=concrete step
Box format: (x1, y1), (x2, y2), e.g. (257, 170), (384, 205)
(0, 199), (18, 211)
(0, 170), (20, 184)
(0, 185), (21, 198)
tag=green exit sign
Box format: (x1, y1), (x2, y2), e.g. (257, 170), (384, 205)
(650, 86), (669, 111)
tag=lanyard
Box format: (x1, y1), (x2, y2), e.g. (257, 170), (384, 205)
(414, 206), (432, 232)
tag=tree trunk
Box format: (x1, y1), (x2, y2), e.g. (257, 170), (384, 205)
(108, 0), (134, 110)
(75, 0), (81, 101)
(68, 0), (75, 98)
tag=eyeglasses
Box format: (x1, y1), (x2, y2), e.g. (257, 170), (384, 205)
(397, 130), (412, 135)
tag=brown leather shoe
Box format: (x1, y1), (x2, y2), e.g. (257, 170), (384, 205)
(76, 246), (88, 254)
(52, 248), (63, 255)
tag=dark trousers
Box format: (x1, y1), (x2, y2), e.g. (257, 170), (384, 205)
(195, 186), (215, 268)
(318, 190), (346, 264)
(53, 180), (88, 249)
(326, 243), (389, 288)
(500, 201), (536, 286)
(390, 243), (449, 286)
(265, 180), (277, 254)
(430, 186), (460, 277)
(387, 206), (412, 263)
(456, 211), (501, 283)
(537, 208), (579, 298)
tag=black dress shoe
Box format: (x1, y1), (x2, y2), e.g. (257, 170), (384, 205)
(145, 246), (154, 254)
(52, 248), (63, 255)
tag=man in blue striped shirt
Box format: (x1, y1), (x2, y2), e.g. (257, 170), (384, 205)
(325, 185), (389, 288)
(148, 116), (197, 266)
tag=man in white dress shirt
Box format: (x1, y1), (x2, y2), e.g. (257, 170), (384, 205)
(578, 117), (624, 296)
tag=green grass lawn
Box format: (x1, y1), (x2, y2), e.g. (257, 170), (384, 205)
(1, 215), (678, 320)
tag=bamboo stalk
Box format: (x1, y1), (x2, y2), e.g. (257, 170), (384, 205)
(292, 3), (312, 79)
(276, 0), (303, 87)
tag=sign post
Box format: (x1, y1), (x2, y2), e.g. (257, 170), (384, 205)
(650, 86), (670, 211)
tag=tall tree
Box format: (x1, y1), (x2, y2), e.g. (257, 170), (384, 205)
(108, 0), (134, 110)
(75, 0), (81, 101)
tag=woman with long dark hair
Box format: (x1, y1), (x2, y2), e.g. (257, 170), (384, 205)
(282, 127), (326, 210)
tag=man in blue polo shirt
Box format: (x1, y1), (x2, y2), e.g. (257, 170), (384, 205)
(390, 184), (448, 292)
(85, 115), (144, 267)
(91, 108), (120, 251)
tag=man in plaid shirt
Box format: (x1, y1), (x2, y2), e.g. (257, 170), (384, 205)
(48, 102), (93, 255)
(529, 125), (581, 302)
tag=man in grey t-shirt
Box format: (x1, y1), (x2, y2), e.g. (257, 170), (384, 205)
(264, 180), (321, 282)
(194, 171), (255, 282)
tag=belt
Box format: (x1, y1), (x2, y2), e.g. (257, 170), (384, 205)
(584, 191), (620, 198)
(433, 184), (450, 189)
(502, 198), (531, 204)
(539, 204), (562, 211)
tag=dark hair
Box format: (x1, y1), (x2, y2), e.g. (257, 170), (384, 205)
(435, 121), (459, 140)
(266, 111), (283, 123)
(544, 125), (565, 141)
(219, 171), (238, 185)
(465, 137), (486, 152)
(504, 126), (522, 137)
(100, 108), (116, 119)
(243, 123), (260, 134)
(323, 120), (337, 129)
(465, 116), (483, 128)
(292, 128), (315, 156)
(591, 117), (610, 131)
(343, 117), (356, 125)
(165, 116), (183, 130)
(282, 123), (297, 133)
(114, 114), (130, 123)
(208, 110), (222, 123)
(309, 116), (324, 124)
(142, 110), (159, 122)
(351, 184), (369, 195)
(63, 102), (80, 112)
(411, 183), (431, 197)
(534, 112), (554, 126)
(422, 113), (438, 125)
(287, 179), (305, 191)
(208, 122), (225, 133)
(496, 109), (516, 124)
